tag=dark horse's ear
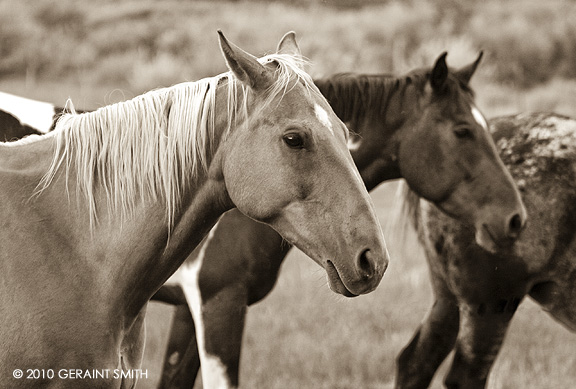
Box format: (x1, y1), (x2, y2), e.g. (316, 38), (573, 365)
(455, 51), (484, 85)
(218, 30), (272, 91)
(430, 52), (449, 94)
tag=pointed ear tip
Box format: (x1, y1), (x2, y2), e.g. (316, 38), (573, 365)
(433, 52), (448, 69)
(281, 31), (297, 43)
(434, 51), (448, 64)
(217, 30), (226, 43)
(217, 30), (232, 52)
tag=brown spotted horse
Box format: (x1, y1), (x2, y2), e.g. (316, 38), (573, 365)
(394, 112), (576, 389)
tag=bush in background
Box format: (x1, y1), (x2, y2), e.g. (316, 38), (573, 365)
(1, 0), (575, 112)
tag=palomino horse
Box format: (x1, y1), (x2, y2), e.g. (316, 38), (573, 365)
(149, 49), (527, 388)
(0, 31), (389, 389)
(395, 112), (576, 389)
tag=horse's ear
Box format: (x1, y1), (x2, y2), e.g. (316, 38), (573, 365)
(455, 51), (484, 85)
(218, 30), (272, 91)
(277, 31), (302, 58)
(430, 52), (449, 94)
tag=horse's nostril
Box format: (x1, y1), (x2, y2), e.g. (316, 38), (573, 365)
(508, 213), (524, 236)
(357, 249), (374, 279)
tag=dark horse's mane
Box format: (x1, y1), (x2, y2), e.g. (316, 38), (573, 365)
(315, 68), (474, 130)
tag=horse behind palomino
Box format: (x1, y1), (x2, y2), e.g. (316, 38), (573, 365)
(149, 49), (527, 388)
(395, 112), (576, 388)
(0, 31), (390, 388)
(0, 91), (61, 140)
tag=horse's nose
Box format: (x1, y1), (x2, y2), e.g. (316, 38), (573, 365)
(355, 248), (388, 283)
(505, 211), (526, 239)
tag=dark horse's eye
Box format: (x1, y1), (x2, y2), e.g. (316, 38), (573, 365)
(283, 133), (305, 149)
(454, 127), (473, 139)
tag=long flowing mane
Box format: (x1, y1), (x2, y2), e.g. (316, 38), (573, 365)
(30, 53), (317, 229)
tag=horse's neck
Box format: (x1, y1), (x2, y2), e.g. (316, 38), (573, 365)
(33, 154), (231, 320)
(316, 74), (417, 190)
(108, 84), (239, 318)
(0, 94), (236, 322)
(120, 175), (231, 317)
(315, 74), (413, 130)
(0, 135), (56, 184)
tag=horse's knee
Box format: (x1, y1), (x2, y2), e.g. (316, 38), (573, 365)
(395, 330), (431, 389)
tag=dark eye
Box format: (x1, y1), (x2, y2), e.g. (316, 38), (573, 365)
(454, 127), (473, 139)
(283, 132), (305, 149)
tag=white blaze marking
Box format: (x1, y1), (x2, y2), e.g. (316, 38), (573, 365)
(180, 225), (232, 389)
(0, 91), (56, 133)
(315, 104), (334, 135)
(471, 105), (488, 131)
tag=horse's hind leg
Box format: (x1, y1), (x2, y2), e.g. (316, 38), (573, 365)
(444, 303), (518, 389)
(158, 304), (200, 389)
(395, 284), (460, 389)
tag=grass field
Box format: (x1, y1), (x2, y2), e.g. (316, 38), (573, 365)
(2, 0), (576, 387)
(137, 183), (576, 389)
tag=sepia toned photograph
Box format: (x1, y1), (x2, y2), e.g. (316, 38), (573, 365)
(0, 0), (575, 388)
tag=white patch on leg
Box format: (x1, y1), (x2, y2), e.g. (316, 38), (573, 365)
(180, 225), (233, 389)
(471, 104), (488, 131)
(314, 104), (334, 135)
(0, 91), (57, 133)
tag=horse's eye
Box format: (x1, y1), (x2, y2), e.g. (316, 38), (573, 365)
(454, 127), (473, 139)
(283, 133), (305, 149)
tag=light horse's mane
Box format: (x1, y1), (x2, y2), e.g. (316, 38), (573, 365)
(28, 53), (317, 229)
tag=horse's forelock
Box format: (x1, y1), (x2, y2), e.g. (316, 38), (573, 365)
(257, 53), (322, 108)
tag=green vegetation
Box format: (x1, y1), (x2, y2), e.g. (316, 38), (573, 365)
(2, 0), (575, 387)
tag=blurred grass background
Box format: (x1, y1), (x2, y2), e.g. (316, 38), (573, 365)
(1, 0), (575, 387)
(2, 0), (576, 117)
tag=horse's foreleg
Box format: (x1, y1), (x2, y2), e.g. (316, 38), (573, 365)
(395, 292), (459, 389)
(183, 278), (248, 389)
(444, 302), (518, 389)
(157, 304), (199, 389)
